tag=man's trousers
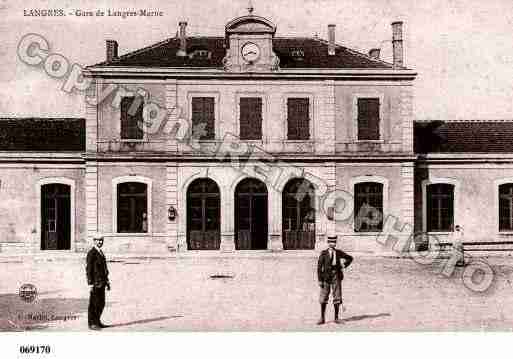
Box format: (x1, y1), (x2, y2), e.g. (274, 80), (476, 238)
(319, 275), (342, 305)
(88, 286), (105, 326)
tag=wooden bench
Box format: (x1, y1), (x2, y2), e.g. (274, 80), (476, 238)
(434, 240), (513, 265)
(437, 241), (513, 252)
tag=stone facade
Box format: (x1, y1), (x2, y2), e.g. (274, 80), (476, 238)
(12, 11), (500, 256)
(414, 157), (513, 247)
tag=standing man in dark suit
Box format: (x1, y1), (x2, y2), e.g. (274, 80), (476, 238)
(317, 235), (353, 325)
(86, 234), (110, 330)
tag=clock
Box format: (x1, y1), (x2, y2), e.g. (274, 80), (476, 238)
(241, 42), (260, 63)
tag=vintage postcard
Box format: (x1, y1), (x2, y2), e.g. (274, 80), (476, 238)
(1, 0), (513, 357)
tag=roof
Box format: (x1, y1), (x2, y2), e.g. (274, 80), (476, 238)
(1, 118), (510, 154)
(414, 121), (513, 153)
(92, 36), (396, 69)
(0, 118), (85, 151)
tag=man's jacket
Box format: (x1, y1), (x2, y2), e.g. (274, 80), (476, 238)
(86, 247), (109, 287)
(317, 249), (353, 282)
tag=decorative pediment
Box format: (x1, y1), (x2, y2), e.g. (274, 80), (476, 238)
(225, 15), (276, 35)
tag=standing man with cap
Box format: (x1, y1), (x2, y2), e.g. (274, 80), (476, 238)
(317, 235), (353, 325)
(453, 225), (465, 267)
(86, 233), (111, 330)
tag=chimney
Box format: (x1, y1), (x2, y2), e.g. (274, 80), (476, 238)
(369, 48), (381, 59)
(177, 21), (188, 57)
(106, 40), (118, 62)
(392, 21), (404, 68)
(328, 24), (336, 56)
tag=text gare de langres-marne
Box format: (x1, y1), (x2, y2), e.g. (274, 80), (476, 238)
(23, 9), (164, 18)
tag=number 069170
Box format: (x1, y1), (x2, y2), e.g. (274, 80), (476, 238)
(19, 345), (51, 354)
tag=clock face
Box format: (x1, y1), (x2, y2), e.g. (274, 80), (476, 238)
(241, 42), (260, 63)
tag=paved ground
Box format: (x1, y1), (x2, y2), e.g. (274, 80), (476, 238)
(1, 254), (513, 331)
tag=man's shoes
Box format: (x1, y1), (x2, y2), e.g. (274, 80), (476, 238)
(316, 318), (325, 325)
(88, 324), (102, 330)
(98, 322), (109, 328)
(334, 319), (344, 324)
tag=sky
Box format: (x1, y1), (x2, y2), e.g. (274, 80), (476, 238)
(0, 0), (512, 121)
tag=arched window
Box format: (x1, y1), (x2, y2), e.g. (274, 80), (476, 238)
(117, 182), (148, 233)
(499, 183), (513, 231)
(187, 178), (221, 250)
(426, 183), (454, 232)
(282, 178), (315, 249)
(41, 183), (71, 250)
(354, 182), (384, 232)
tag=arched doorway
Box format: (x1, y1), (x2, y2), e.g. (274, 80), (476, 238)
(41, 183), (71, 250)
(187, 178), (221, 250)
(117, 182), (148, 233)
(282, 178), (316, 249)
(235, 178), (268, 250)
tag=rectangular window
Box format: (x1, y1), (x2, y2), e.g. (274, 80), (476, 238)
(499, 184), (513, 231)
(239, 97), (262, 140)
(287, 98), (310, 140)
(120, 96), (144, 140)
(117, 182), (148, 233)
(427, 184), (454, 232)
(357, 98), (380, 140)
(354, 182), (384, 232)
(191, 97), (215, 140)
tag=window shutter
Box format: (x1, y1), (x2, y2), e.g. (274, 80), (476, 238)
(204, 97), (215, 140)
(240, 97), (262, 140)
(287, 98), (310, 140)
(120, 97), (131, 139)
(287, 98), (299, 140)
(120, 96), (144, 140)
(239, 98), (250, 140)
(299, 98), (310, 140)
(192, 97), (215, 140)
(132, 99), (144, 139)
(357, 98), (380, 140)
